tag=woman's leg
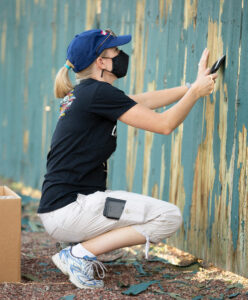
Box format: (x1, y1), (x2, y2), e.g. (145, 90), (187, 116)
(40, 190), (182, 289)
(39, 190), (182, 256)
(80, 190), (182, 257)
(81, 226), (146, 256)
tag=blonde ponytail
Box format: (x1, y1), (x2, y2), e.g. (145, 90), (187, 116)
(54, 49), (109, 98)
(54, 60), (74, 98)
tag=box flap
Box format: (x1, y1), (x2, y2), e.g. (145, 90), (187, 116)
(0, 186), (21, 200)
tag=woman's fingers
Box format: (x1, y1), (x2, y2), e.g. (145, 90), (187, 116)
(198, 48), (209, 70)
(208, 73), (218, 93)
(197, 49), (210, 79)
(195, 50), (219, 96)
(204, 67), (211, 75)
(209, 75), (215, 93)
(209, 72), (218, 83)
(198, 49), (207, 65)
(210, 72), (218, 80)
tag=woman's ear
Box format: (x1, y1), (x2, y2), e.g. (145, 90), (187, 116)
(95, 56), (105, 69)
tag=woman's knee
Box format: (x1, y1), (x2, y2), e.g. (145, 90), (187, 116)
(149, 205), (183, 243)
(171, 210), (183, 232)
(161, 202), (182, 227)
(171, 205), (183, 229)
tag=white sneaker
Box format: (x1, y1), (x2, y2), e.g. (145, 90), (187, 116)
(52, 246), (107, 289)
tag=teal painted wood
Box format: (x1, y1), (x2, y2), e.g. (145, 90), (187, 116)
(0, 0), (247, 276)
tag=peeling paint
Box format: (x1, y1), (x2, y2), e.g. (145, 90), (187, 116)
(152, 183), (158, 198)
(204, 7), (232, 268)
(181, 46), (187, 86)
(142, 81), (156, 195)
(1, 21), (6, 64)
(206, 19), (224, 67)
(169, 125), (185, 216)
(85, 0), (98, 30)
(164, 0), (173, 25)
(97, 0), (101, 14)
(52, 0), (57, 56)
(24, 28), (33, 103)
(167, 124), (186, 249)
(159, 144), (165, 200)
(126, 126), (139, 192)
(27, 28), (33, 66)
(183, 0), (198, 30)
(16, 0), (20, 24)
(210, 82), (229, 266)
(64, 3), (69, 34)
(41, 96), (48, 156)
(130, 0), (147, 95)
(142, 131), (154, 195)
(23, 130), (29, 153)
(126, 0), (147, 192)
(188, 18), (224, 259)
(237, 125), (248, 270)
(190, 95), (216, 257)
(159, 0), (164, 23)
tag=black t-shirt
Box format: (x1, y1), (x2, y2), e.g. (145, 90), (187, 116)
(37, 78), (137, 213)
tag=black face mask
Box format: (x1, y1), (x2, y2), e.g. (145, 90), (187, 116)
(101, 50), (129, 78)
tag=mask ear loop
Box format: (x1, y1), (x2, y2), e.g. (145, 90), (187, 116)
(100, 56), (113, 78)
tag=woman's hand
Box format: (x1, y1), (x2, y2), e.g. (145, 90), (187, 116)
(192, 48), (218, 98)
(192, 73), (218, 98)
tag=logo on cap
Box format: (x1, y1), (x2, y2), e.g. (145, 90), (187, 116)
(100, 30), (108, 35)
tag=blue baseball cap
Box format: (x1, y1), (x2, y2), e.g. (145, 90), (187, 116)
(66, 29), (132, 73)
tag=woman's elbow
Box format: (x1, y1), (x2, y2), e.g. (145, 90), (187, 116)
(162, 127), (172, 135)
(158, 114), (173, 135)
(161, 121), (173, 135)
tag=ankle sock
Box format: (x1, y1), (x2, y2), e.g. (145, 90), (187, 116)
(71, 243), (96, 258)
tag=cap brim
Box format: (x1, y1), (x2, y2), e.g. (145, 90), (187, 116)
(105, 35), (132, 48)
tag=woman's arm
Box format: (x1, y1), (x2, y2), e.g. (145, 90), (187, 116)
(128, 85), (188, 110)
(128, 48), (213, 110)
(120, 49), (217, 134)
(119, 72), (217, 135)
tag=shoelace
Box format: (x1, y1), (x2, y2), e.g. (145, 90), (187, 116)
(84, 259), (107, 279)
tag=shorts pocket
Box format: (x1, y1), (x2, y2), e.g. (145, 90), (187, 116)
(118, 197), (147, 225)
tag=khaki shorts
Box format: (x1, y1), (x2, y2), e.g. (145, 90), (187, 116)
(38, 190), (182, 258)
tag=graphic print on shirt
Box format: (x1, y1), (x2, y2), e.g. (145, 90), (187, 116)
(59, 89), (76, 119)
(111, 125), (117, 137)
(103, 162), (107, 173)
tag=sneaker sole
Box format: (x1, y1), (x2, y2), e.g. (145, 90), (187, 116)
(52, 253), (104, 289)
(68, 272), (104, 289)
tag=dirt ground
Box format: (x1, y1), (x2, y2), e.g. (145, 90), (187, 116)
(1, 231), (248, 300)
(1, 178), (248, 299)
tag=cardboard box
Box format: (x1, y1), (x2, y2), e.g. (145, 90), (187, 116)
(0, 186), (21, 282)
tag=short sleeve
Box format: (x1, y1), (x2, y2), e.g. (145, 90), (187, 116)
(89, 83), (137, 122)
